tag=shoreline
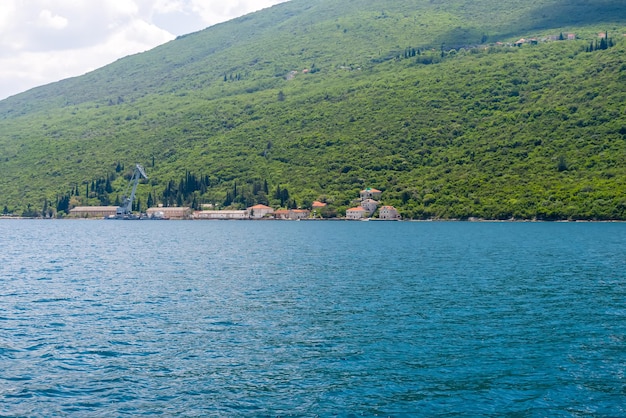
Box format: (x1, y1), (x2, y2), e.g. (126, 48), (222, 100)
(2, 216), (625, 223)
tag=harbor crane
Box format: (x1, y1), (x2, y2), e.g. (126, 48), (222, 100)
(115, 164), (148, 218)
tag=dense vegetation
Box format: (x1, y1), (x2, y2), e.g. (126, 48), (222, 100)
(1, 0), (626, 219)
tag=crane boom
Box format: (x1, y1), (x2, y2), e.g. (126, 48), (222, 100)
(116, 164), (148, 218)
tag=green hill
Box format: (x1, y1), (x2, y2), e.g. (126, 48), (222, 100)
(1, 0), (626, 219)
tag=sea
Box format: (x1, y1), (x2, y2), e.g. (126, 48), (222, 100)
(0, 219), (624, 417)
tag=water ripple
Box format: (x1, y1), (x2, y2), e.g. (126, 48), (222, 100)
(0, 220), (625, 416)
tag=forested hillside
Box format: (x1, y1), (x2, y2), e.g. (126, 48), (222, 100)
(1, 0), (626, 219)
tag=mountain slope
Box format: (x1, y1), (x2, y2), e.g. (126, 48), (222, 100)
(1, 0), (626, 219)
(4, 0), (625, 115)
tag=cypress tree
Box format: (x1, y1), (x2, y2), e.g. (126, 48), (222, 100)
(281, 188), (290, 206)
(224, 191), (233, 206)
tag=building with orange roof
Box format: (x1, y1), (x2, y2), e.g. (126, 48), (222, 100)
(69, 206), (118, 218)
(274, 209), (310, 220)
(290, 209), (310, 220)
(360, 198), (379, 215)
(311, 201), (327, 218)
(248, 204), (274, 219)
(360, 188), (382, 200)
(346, 206), (367, 220)
(273, 209), (290, 219)
(146, 206), (192, 220)
(379, 205), (401, 220)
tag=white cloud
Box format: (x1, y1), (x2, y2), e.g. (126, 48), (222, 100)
(0, 0), (290, 100)
(152, 0), (186, 14)
(37, 10), (69, 30)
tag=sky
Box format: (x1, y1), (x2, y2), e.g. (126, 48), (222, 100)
(0, 0), (290, 100)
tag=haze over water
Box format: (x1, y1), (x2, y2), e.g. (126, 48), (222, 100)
(1, 220), (625, 416)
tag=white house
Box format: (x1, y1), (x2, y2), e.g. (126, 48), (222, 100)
(360, 188), (382, 200)
(289, 209), (310, 220)
(274, 209), (310, 220)
(360, 198), (379, 215)
(248, 204), (274, 219)
(379, 205), (400, 220)
(346, 206), (367, 220)
(69, 206), (118, 218)
(147, 206), (191, 220)
(193, 210), (248, 220)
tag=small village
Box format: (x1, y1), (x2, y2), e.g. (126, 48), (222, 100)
(68, 187), (401, 221)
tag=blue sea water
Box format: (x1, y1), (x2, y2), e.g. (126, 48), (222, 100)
(0, 219), (625, 416)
